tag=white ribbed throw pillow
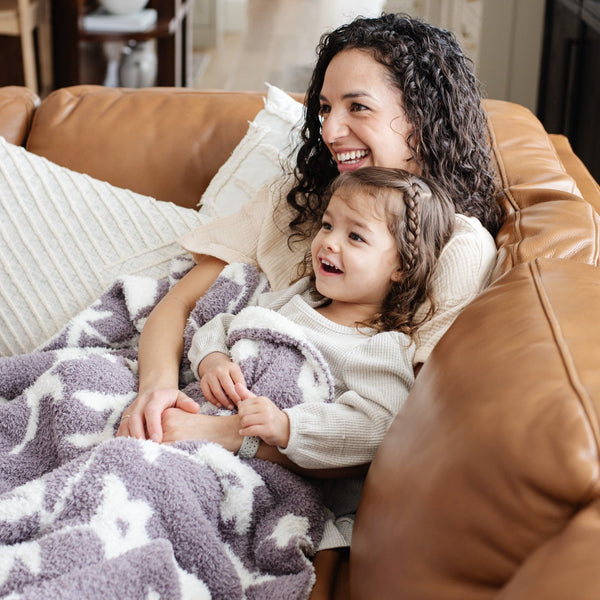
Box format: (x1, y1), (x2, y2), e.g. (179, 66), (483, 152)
(198, 84), (304, 219)
(0, 136), (210, 356)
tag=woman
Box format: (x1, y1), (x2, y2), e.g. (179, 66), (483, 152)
(118, 12), (501, 443)
(118, 12), (502, 596)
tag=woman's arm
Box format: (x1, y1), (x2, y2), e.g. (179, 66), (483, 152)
(160, 407), (369, 478)
(117, 254), (226, 441)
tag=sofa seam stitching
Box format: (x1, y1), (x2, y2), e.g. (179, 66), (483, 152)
(530, 259), (600, 456)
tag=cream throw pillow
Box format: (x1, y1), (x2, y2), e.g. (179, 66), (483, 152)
(0, 136), (211, 356)
(198, 84), (304, 219)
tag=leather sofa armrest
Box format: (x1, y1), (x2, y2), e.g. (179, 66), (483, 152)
(351, 259), (600, 599)
(497, 498), (600, 599)
(0, 86), (39, 146)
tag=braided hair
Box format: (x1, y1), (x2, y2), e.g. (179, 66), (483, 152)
(305, 167), (455, 335)
(287, 12), (502, 246)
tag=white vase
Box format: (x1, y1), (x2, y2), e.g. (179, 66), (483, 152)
(99, 0), (149, 15)
(119, 41), (158, 88)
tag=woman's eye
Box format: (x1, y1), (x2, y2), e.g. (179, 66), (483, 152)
(318, 104), (331, 116)
(349, 232), (365, 242)
(351, 103), (368, 112)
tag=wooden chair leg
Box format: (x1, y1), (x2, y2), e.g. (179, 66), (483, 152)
(19, 27), (39, 95)
(37, 1), (53, 96)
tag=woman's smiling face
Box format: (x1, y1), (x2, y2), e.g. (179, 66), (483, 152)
(319, 48), (418, 175)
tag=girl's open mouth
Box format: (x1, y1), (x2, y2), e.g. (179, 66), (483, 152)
(320, 259), (343, 274)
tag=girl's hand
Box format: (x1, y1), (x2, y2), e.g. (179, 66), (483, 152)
(199, 352), (246, 410)
(117, 388), (199, 443)
(235, 383), (290, 448)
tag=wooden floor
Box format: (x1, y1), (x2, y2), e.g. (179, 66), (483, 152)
(192, 0), (386, 93)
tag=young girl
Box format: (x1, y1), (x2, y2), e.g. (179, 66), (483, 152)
(187, 166), (455, 550)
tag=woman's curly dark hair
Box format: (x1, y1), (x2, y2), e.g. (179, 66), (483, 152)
(287, 12), (503, 243)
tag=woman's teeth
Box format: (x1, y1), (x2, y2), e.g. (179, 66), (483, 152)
(337, 149), (369, 164)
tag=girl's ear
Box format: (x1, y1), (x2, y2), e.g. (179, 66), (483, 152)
(390, 268), (404, 283)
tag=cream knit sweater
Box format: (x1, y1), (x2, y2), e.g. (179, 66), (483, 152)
(189, 277), (415, 469)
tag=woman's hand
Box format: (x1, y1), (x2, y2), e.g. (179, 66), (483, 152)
(128, 256), (226, 442)
(162, 409), (243, 452)
(117, 388), (199, 443)
(199, 352), (246, 410)
(235, 383), (290, 448)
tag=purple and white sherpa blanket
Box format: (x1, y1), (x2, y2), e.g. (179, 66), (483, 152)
(0, 258), (335, 599)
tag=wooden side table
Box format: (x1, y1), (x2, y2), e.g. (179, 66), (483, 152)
(51, 0), (194, 88)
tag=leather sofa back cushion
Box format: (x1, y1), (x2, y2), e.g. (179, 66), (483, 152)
(484, 100), (600, 277)
(352, 258), (600, 599)
(0, 86), (38, 146)
(26, 86), (266, 210)
(25, 90), (600, 272)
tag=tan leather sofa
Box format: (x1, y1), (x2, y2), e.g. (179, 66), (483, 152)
(1, 85), (599, 598)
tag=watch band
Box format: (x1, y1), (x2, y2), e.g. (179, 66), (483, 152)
(237, 435), (260, 458)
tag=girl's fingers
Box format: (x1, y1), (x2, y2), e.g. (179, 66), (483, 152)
(234, 382), (255, 401)
(217, 375), (239, 407)
(200, 377), (224, 408)
(209, 381), (231, 408)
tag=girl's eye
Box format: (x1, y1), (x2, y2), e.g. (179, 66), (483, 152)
(321, 221), (332, 231)
(349, 232), (365, 242)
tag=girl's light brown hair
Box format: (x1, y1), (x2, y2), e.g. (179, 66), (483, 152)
(305, 167), (455, 335)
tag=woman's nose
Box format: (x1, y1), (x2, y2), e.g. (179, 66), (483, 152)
(321, 110), (349, 144)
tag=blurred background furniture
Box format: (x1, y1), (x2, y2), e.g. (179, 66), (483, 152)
(0, 0), (53, 96)
(537, 0), (600, 183)
(51, 0), (193, 88)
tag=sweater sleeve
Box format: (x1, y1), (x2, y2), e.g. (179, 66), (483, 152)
(412, 214), (497, 365)
(280, 332), (415, 469)
(188, 280), (310, 379)
(188, 313), (235, 379)
(178, 177), (278, 267)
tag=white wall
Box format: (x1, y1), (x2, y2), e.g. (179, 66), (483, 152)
(384, 0), (547, 112)
(478, 0), (546, 111)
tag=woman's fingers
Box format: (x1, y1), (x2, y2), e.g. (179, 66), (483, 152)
(117, 409), (146, 439)
(174, 391), (200, 413)
(116, 388), (187, 443)
(116, 401), (145, 438)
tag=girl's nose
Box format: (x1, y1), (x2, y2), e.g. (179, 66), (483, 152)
(325, 235), (341, 252)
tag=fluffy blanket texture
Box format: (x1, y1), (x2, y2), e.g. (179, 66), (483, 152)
(0, 259), (333, 599)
